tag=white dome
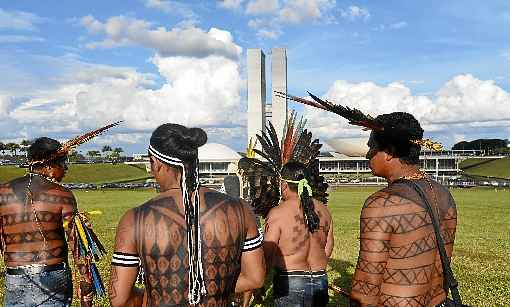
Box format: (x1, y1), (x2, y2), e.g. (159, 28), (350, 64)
(198, 143), (241, 161)
(327, 137), (369, 157)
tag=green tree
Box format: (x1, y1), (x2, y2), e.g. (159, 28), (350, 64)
(87, 150), (100, 160)
(102, 145), (112, 153)
(6, 143), (20, 157)
(0, 142), (5, 156)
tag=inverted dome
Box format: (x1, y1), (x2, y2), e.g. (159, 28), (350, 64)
(327, 137), (369, 157)
(198, 143), (241, 161)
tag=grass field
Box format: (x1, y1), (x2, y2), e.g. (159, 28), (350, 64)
(0, 163), (149, 183)
(0, 187), (509, 306)
(461, 157), (510, 179)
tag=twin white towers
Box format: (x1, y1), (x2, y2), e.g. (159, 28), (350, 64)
(247, 48), (288, 145)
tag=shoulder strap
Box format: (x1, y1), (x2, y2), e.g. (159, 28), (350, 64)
(403, 179), (463, 305)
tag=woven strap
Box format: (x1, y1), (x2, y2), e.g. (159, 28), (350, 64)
(403, 180), (463, 305)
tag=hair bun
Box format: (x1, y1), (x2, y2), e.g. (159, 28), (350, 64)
(182, 128), (207, 148)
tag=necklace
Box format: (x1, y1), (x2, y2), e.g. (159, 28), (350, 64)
(27, 172), (61, 185)
(401, 170), (428, 181)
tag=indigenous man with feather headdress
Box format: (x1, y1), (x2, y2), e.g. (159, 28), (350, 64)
(281, 92), (462, 307)
(0, 122), (119, 306)
(238, 112), (334, 307)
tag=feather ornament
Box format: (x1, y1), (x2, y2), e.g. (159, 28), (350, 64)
(28, 121), (122, 166)
(239, 111), (329, 217)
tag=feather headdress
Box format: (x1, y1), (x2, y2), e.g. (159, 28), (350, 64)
(276, 91), (442, 151)
(28, 121), (123, 166)
(238, 111), (328, 218)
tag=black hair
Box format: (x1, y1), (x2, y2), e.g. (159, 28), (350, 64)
(150, 123), (207, 189)
(27, 137), (65, 168)
(371, 112), (423, 165)
(281, 161), (320, 233)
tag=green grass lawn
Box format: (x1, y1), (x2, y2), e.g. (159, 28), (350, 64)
(0, 163), (149, 183)
(461, 157), (510, 179)
(0, 187), (508, 306)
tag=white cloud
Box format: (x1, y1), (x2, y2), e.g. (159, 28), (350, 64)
(218, 0), (244, 10)
(0, 8), (46, 31)
(144, 0), (197, 20)
(80, 15), (241, 59)
(340, 5), (370, 21)
(0, 35), (45, 43)
(2, 48), (245, 144)
(279, 0), (335, 24)
(243, 0), (335, 38)
(246, 0), (280, 15)
(300, 74), (510, 144)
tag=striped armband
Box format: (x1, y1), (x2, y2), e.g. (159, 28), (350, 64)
(242, 230), (263, 252)
(111, 252), (140, 267)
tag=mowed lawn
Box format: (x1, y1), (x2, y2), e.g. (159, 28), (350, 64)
(0, 187), (509, 306)
(0, 164), (149, 183)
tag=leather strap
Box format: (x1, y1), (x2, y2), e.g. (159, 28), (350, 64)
(402, 179), (463, 305)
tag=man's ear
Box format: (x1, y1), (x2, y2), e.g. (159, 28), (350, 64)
(152, 158), (164, 174)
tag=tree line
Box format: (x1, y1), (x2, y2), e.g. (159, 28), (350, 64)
(0, 141), (125, 162)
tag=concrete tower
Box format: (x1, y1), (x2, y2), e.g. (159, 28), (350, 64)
(271, 48), (288, 141)
(247, 49), (266, 146)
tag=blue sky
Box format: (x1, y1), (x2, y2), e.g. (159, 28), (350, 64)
(1, 0), (510, 154)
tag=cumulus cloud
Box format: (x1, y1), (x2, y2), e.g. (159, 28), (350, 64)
(218, 0), (244, 9)
(340, 5), (370, 21)
(246, 0), (280, 15)
(0, 8), (47, 31)
(0, 35), (45, 43)
(3, 51), (244, 144)
(80, 15), (241, 59)
(300, 74), (510, 146)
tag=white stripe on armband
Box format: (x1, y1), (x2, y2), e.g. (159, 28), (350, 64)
(243, 230), (263, 252)
(112, 252), (140, 267)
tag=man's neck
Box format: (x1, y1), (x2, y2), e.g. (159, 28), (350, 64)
(386, 163), (421, 183)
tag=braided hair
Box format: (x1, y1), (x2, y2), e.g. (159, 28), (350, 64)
(372, 112), (424, 165)
(149, 123), (208, 304)
(281, 162), (320, 233)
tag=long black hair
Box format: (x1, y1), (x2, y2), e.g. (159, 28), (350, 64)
(281, 161), (320, 233)
(149, 123), (208, 303)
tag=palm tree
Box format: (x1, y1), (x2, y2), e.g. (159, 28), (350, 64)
(113, 147), (123, 155)
(87, 150), (100, 160)
(102, 145), (112, 153)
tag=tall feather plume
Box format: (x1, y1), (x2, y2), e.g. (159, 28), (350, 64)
(28, 121), (123, 166)
(61, 121), (123, 153)
(278, 91), (384, 132)
(282, 111), (298, 164)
